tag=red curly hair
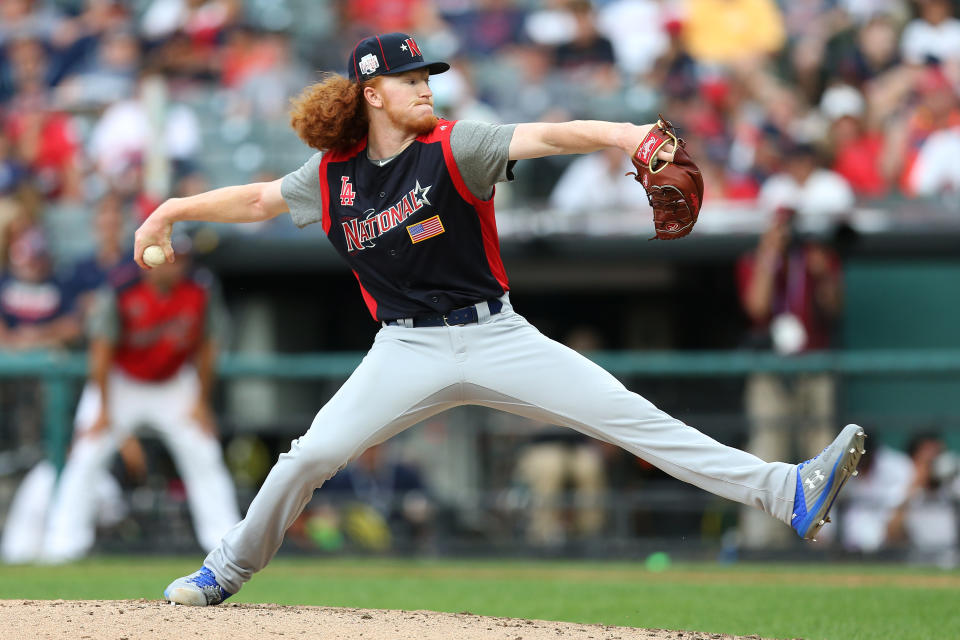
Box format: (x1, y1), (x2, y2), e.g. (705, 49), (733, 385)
(289, 73), (372, 153)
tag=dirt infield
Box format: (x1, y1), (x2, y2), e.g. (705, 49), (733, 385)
(0, 599), (780, 640)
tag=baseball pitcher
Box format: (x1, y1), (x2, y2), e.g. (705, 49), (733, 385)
(133, 33), (865, 606)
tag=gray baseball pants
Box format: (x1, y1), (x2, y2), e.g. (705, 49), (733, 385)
(206, 296), (797, 594)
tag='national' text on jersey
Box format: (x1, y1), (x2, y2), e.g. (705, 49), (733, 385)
(342, 180), (432, 252)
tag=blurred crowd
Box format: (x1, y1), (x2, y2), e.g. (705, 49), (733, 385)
(0, 0), (957, 288)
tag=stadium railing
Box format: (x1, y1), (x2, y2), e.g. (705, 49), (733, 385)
(2, 348), (959, 470)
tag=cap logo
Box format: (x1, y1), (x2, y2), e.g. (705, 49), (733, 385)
(358, 52), (380, 76)
(402, 38), (421, 57)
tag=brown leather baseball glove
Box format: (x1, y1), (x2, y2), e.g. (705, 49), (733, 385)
(628, 115), (704, 240)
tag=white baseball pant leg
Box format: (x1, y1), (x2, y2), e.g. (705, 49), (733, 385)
(205, 299), (796, 595)
(147, 368), (240, 551)
(44, 368), (239, 560)
(206, 327), (464, 593)
(462, 311), (797, 523)
(1, 461), (57, 564)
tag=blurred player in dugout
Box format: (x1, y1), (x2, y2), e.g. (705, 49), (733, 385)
(736, 206), (844, 547)
(39, 234), (239, 562)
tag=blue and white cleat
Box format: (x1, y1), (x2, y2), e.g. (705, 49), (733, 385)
(791, 424), (866, 541)
(163, 566), (232, 606)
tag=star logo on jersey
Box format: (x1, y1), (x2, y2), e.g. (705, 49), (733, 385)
(411, 180), (431, 207)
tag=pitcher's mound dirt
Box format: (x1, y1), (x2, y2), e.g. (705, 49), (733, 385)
(0, 599), (780, 640)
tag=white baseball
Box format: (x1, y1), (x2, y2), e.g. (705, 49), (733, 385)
(142, 245), (167, 267)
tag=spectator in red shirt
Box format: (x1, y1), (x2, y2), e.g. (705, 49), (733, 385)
(887, 66), (960, 195)
(2, 38), (83, 200)
(820, 84), (889, 199)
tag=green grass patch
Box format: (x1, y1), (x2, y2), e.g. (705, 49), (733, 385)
(0, 556), (957, 640)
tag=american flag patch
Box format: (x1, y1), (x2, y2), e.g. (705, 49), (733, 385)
(407, 215), (445, 243)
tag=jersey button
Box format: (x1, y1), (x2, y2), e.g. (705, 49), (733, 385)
(431, 296), (440, 303)
(388, 249), (398, 257)
(379, 192), (386, 198)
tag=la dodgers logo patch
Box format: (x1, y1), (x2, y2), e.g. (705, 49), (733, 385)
(407, 215), (444, 243)
(340, 176), (356, 205)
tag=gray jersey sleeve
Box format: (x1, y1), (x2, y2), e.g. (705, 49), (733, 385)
(86, 287), (119, 343)
(281, 151), (325, 228)
(450, 121), (517, 201)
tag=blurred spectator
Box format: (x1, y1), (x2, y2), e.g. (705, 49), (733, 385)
(2, 39), (84, 200)
(0, 0), (65, 48)
(54, 28), (141, 110)
(885, 432), (959, 567)
(885, 65), (960, 194)
(758, 142), (856, 219)
(141, 0), (241, 45)
(512, 327), (608, 548)
(524, 0), (577, 47)
(837, 443), (914, 552)
(681, 0), (786, 65)
(87, 74), (201, 189)
(298, 443), (435, 552)
(736, 207), (844, 547)
(820, 84), (890, 198)
(0, 226), (80, 468)
(444, 0), (526, 57)
(0, 133), (28, 196)
(546, 1), (624, 120)
(838, 13), (904, 85)
(596, 0), (670, 78)
(548, 147), (651, 215)
(65, 192), (141, 322)
(220, 27), (310, 118)
(907, 121), (960, 196)
(430, 61), (501, 123)
(0, 227), (81, 350)
(141, 0), (240, 81)
(899, 0), (960, 65)
(782, 0), (853, 103)
(840, 0), (909, 25)
(647, 17), (698, 105)
(344, 0), (438, 36)
(0, 191), (38, 269)
(552, 0), (617, 84)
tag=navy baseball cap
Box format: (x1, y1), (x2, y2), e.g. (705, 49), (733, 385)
(348, 32), (449, 82)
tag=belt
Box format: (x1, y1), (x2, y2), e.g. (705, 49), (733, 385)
(385, 298), (503, 327)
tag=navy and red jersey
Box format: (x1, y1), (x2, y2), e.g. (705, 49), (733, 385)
(316, 119), (509, 321)
(93, 272), (221, 381)
(0, 274), (76, 328)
